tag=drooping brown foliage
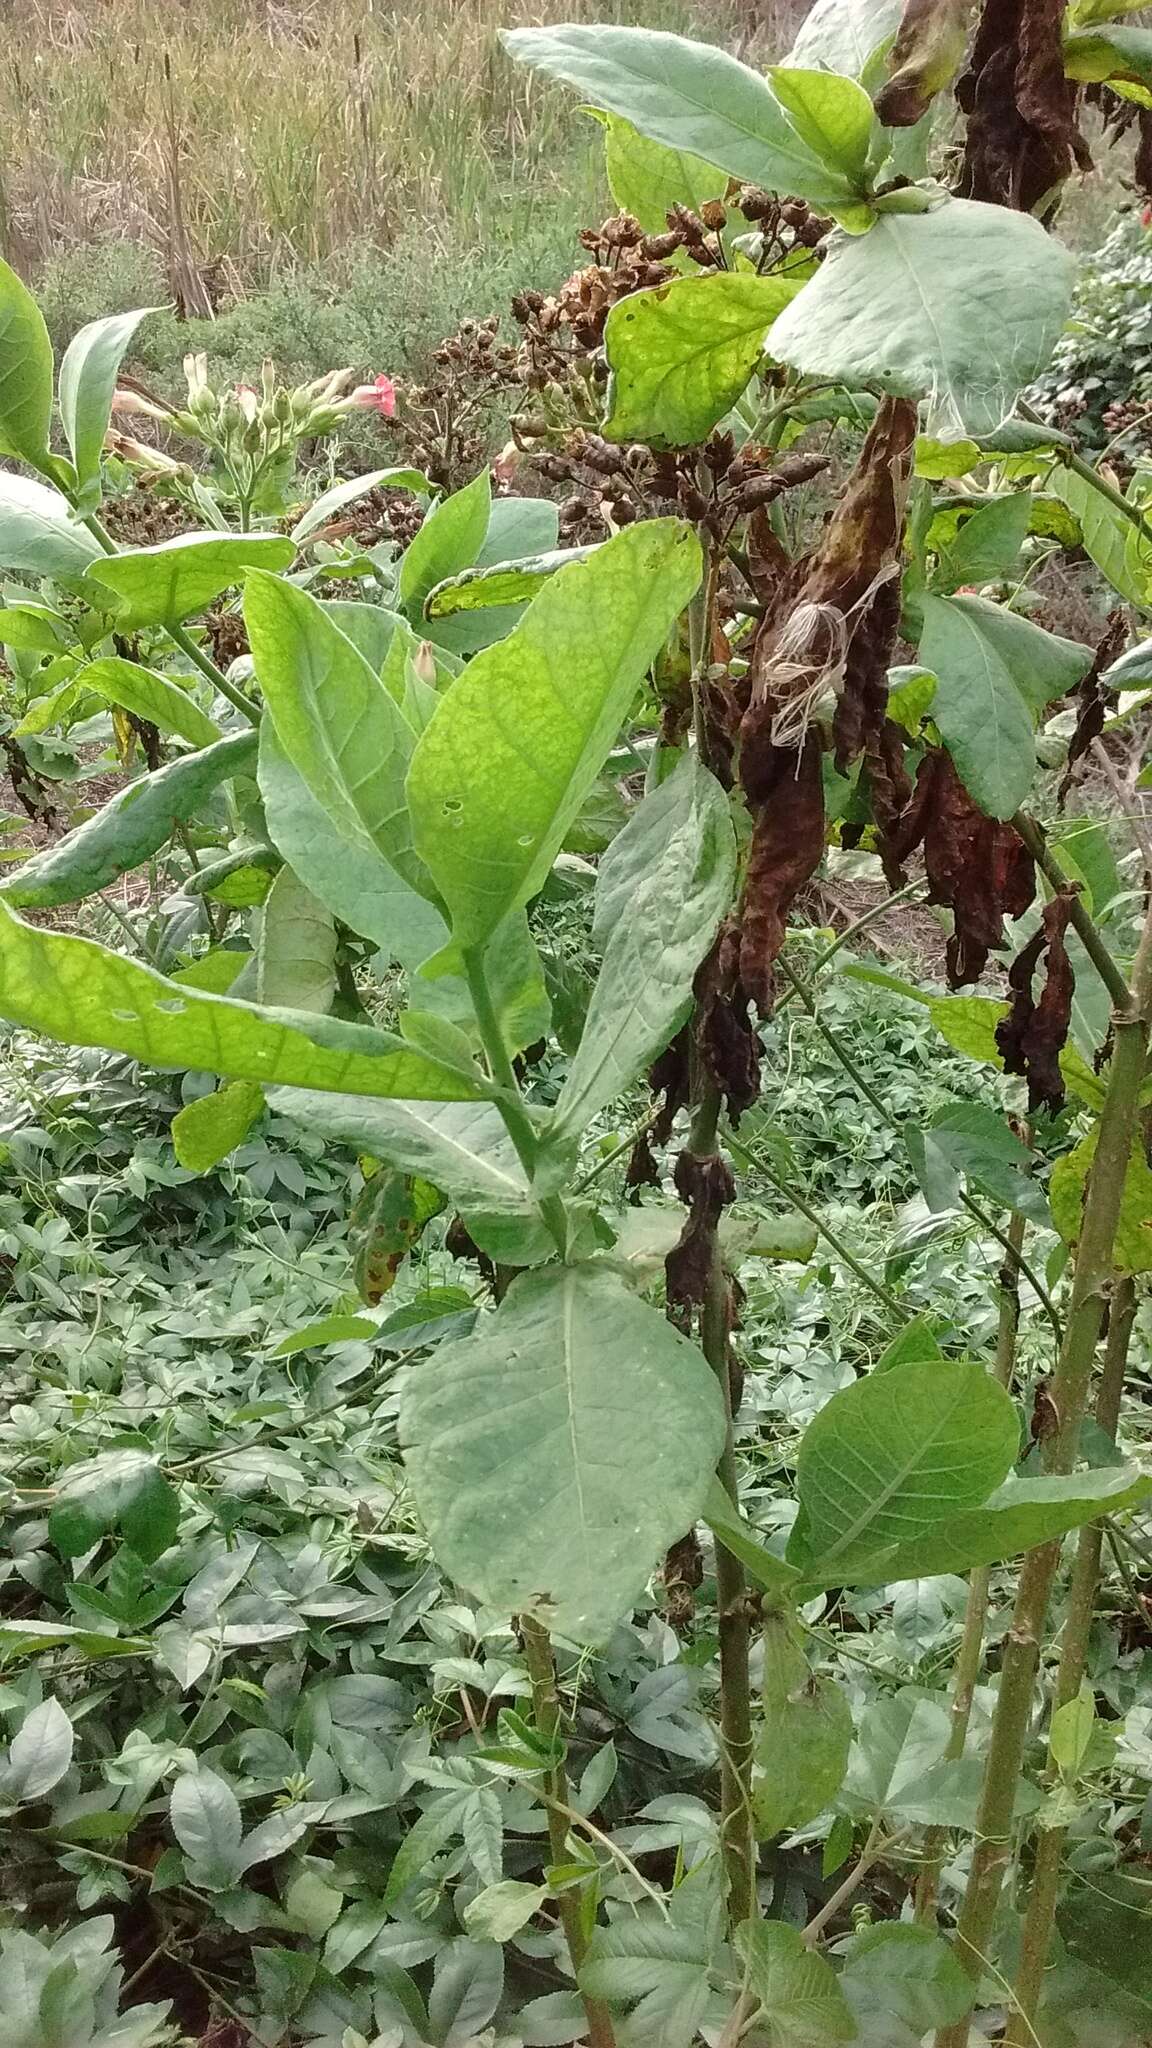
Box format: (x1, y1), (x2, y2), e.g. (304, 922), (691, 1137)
(876, 0), (974, 129)
(890, 750), (1036, 985)
(666, 1147), (736, 1324)
(694, 927), (763, 1120)
(996, 889), (1077, 1111)
(736, 725), (826, 1013)
(1058, 612), (1125, 805)
(957, 0), (1088, 213)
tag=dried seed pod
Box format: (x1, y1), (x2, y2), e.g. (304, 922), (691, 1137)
(996, 887), (1077, 1111)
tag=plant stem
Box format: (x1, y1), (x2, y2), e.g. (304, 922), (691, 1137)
(774, 880), (926, 1010)
(1004, 1273), (1139, 2045)
(917, 1209), (1026, 1924)
(519, 1615), (618, 2048)
(725, 1125), (912, 1322)
(775, 954), (1062, 1344)
(804, 1818), (908, 1946)
(462, 945), (569, 1258)
(1012, 812), (1130, 1010)
(935, 903), (1152, 2048)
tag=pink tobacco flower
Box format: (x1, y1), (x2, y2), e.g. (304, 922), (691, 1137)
(350, 373), (397, 417)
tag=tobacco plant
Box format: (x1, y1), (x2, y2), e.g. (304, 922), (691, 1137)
(4, 1), (1152, 2042)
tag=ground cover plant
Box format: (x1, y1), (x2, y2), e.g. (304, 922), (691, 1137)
(6, 3), (1152, 2045)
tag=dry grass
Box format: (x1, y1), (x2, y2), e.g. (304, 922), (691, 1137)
(0, 0), (810, 286)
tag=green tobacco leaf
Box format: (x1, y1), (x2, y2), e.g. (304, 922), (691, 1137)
(87, 532), (295, 628)
(932, 492), (1032, 591)
(424, 546), (596, 621)
(1, 730), (256, 909)
(768, 198), (1075, 439)
(76, 655), (222, 750)
(269, 1090), (532, 1215)
(919, 593), (1091, 818)
(734, 1919), (855, 2046)
(0, 473), (104, 581)
(789, 0), (904, 76)
(504, 25), (877, 213)
(604, 272), (801, 449)
(754, 1612), (853, 1839)
(290, 466), (430, 545)
(1051, 1130), (1152, 1272)
(597, 110), (723, 232)
(1063, 24), (1152, 103)
(0, 255), (54, 469)
(399, 468), (491, 622)
(407, 520), (701, 956)
(766, 65), (877, 190)
(352, 1169), (445, 1304)
(257, 720), (444, 958)
(256, 866), (336, 1015)
(829, 1466), (1152, 1585)
(402, 1263), (725, 1643)
(703, 1479), (802, 1598)
(50, 1450), (178, 1564)
(426, 496), (563, 657)
(246, 571), (430, 897)
(0, 605), (66, 655)
(788, 1356), (1018, 1573)
(0, 899), (488, 1100)
(839, 1923), (972, 2044)
(172, 1080), (265, 1173)
(58, 307), (158, 498)
(1048, 462), (1152, 608)
(548, 756), (735, 1149)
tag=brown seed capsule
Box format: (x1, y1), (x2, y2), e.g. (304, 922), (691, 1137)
(700, 198), (728, 230)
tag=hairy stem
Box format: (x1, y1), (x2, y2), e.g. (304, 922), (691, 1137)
(917, 1209), (1026, 1924)
(520, 1616), (617, 2048)
(1004, 1275), (1139, 2045)
(936, 904), (1152, 2048)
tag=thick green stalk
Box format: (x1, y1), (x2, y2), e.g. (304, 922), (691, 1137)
(1004, 1275), (1139, 2045)
(519, 1616), (617, 2048)
(462, 945), (569, 1259)
(917, 1209), (1026, 1925)
(935, 908), (1152, 2048)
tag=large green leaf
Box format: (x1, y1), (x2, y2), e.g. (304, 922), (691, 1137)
(547, 756), (735, 1149)
(788, 0), (904, 77)
(401, 1263), (725, 1642)
(0, 256), (54, 469)
(503, 26), (877, 214)
(596, 110), (724, 232)
(255, 866), (336, 1014)
(826, 1466), (1152, 1586)
(0, 899), (487, 1100)
(918, 592), (1092, 818)
(269, 1091), (532, 1215)
(406, 519), (701, 957)
(1063, 24), (1152, 102)
(603, 272), (801, 448)
(838, 1923), (973, 2045)
(257, 720), (444, 958)
(76, 655), (222, 750)
(734, 1920), (855, 2046)
(0, 730), (257, 909)
(931, 492), (1033, 592)
(1051, 1130), (1152, 1273)
(57, 307), (158, 500)
(769, 198), (1076, 438)
(246, 571), (430, 896)
(0, 473), (103, 581)
(398, 468), (491, 623)
(753, 1613), (853, 1839)
(87, 532), (295, 629)
(787, 1357), (1019, 1573)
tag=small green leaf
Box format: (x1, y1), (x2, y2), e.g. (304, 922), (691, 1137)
(172, 1080), (265, 1173)
(919, 592), (1092, 819)
(76, 655), (222, 750)
(402, 1263), (725, 1643)
(425, 546), (597, 621)
(932, 493), (1032, 591)
(0, 899), (489, 1101)
(269, 1091), (530, 1214)
(604, 271), (802, 448)
(1050, 1683), (1097, 1778)
(0, 474), (104, 581)
(754, 1612), (853, 1840)
(839, 1922), (972, 2042)
(399, 468), (491, 621)
(407, 519), (701, 956)
(734, 1918), (855, 2045)
(58, 307), (159, 498)
(580, 1874), (720, 2048)
(874, 1317), (944, 1373)
(1063, 24), (1152, 104)
(1051, 1130), (1152, 1272)
(170, 1770), (244, 1889)
(464, 1881), (549, 1943)
(766, 64), (877, 189)
(1, 1699), (74, 1804)
(0, 731), (257, 909)
(769, 198), (1075, 439)
(0, 255), (54, 468)
(0, 605), (67, 654)
(1048, 462), (1152, 608)
(87, 532), (295, 628)
(50, 1450), (179, 1564)
(256, 866), (336, 1015)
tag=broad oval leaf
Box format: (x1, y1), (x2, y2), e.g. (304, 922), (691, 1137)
(0, 730), (257, 909)
(401, 1263), (726, 1643)
(769, 198), (1076, 439)
(0, 898), (488, 1101)
(547, 755), (736, 1149)
(76, 654), (222, 750)
(787, 1356), (1019, 1572)
(172, 1080), (265, 1173)
(269, 1092), (532, 1215)
(246, 571), (431, 896)
(87, 532), (295, 628)
(604, 271), (802, 449)
(406, 519), (702, 956)
(1051, 1130), (1152, 1272)
(504, 25), (877, 214)
(3, 1698), (74, 1804)
(58, 307), (159, 497)
(170, 1769), (244, 1885)
(399, 468), (491, 622)
(255, 865), (336, 1015)
(597, 109), (724, 233)
(0, 255), (54, 468)
(0, 473), (104, 581)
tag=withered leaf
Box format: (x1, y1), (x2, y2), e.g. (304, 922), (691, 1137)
(995, 887), (1077, 1111)
(736, 726), (826, 1013)
(897, 749), (1036, 985)
(666, 1147), (736, 1324)
(1057, 612), (1124, 806)
(876, 0), (975, 129)
(958, 0), (1089, 214)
